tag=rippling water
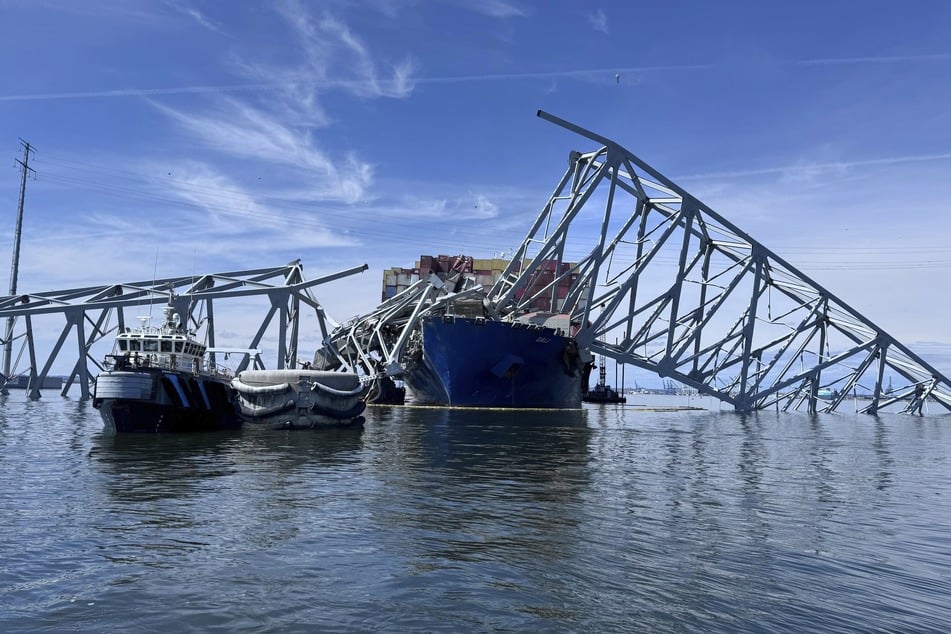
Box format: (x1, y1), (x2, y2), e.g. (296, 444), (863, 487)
(1, 394), (949, 633)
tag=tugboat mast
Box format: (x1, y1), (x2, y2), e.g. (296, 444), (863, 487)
(2, 140), (34, 383)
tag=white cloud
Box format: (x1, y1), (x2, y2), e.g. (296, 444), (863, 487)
(676, 153), (951, 184)
(453, 0), (526, 18)
(271, 2), (417, 100)
(470, 193), (499, 219)
(164, 0), (225, 34)
(152, 98), (372, 204)
(586, 9), (608, 34)
(141, 3), (424, 214)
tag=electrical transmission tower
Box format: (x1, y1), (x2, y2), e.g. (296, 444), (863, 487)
(2, 140), (35, 388)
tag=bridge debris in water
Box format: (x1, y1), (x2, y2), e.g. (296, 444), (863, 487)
(315, 111), (951, 415)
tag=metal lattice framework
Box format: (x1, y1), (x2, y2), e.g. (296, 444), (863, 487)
(0, 260), (366, 400)
(317, 270), (484, 378)
(483, 111), (950, 414)
(317, 111), (950, 414)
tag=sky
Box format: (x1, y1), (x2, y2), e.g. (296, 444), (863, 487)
(0, 0), (949, 380)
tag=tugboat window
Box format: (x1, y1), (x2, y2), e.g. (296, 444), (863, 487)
(161, 341), (172, 352)
(175, 342), (183, 353)
(144, 340), (159, 352)
(130, 341), (141, 351)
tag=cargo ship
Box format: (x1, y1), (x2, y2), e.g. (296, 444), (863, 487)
(400, 314), (585, 408)
(319, 254), (592, 409)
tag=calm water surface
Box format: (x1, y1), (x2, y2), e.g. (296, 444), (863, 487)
(0, 394), (948, 633)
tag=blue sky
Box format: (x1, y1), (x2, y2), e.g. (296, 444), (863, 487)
(1, 0), (949, 378)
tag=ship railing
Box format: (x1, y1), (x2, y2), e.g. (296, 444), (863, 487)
(104, 353), (234, 379)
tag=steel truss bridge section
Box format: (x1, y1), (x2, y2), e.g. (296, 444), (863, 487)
(316, 270), (484, 379)
(484, 111), (950, 414)
(0, 260), (366, 400)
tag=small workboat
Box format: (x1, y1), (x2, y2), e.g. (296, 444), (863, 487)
(93, 306), (242, 433)
(231, 368), (366, 429)
(581, 381), (627, 404)
(581, 357), (627, 404)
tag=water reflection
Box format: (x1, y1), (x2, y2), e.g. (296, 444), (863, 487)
(1, 397), (948, 633)
(91, 425), (366, 500)
(91, 431), (244, 503)
(362, 406), (593, 592)
(367, 406), (590, 487)
(87, 422), (369, 570)
(873, 417), (893, 491)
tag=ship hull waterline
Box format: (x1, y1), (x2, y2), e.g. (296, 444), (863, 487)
(94, 369), (242, 434)
(401, 317), (585, 409)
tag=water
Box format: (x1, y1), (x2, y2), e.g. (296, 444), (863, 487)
(1, 395), (949, 633)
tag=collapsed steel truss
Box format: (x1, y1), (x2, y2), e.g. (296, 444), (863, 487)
(0, 260), (366, 400)
(487, 111), (950, 414)
(317, 268), (485, 379)
(321, 111), (950, 414)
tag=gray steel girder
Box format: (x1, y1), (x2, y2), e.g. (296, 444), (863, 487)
(0, 260), (367, 400)
(482, 111), (950, 414)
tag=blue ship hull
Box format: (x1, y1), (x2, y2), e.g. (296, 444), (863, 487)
(402, 317), (583, 408)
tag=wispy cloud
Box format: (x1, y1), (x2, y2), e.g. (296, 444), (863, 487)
(676, 153), (951, 182)
(270, 1), (417, 100)
(154, 97), (318, 166)
(586, 9), (608, 34)
(165, 0), (225, 34)
(151, 98), (373, 204)
(153, 162), (269, 229)
(3, 52), (947, 102)
(155, 162), (369, 248)
(360, 190), (500, 221)
(454, 0), (526, 18)
(113, 3), (426, 213)
(0, 83), (276, 102)
(136, 3), (422, 217)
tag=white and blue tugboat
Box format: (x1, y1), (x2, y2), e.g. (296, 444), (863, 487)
(93, 306), (242, 433)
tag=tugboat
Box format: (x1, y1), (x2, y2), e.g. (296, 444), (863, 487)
(582, 355), (627, 404)
(230, 367), (366, 429)
(93, 305), (242, 433)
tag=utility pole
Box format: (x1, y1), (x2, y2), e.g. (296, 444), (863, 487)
(2, 140), (35, 384)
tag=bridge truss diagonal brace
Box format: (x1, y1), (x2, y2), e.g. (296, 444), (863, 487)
(0, 262), (368, 400)
(498, 110), (951, 414)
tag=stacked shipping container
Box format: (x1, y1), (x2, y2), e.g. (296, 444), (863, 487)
(381, 254), (579, 312)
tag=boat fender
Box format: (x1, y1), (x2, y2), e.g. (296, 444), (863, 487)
(230, 377), (292, 394)
(311, 399), (367, 420)
(310, 381), (365, 397)
(240, 399), (296, 417)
